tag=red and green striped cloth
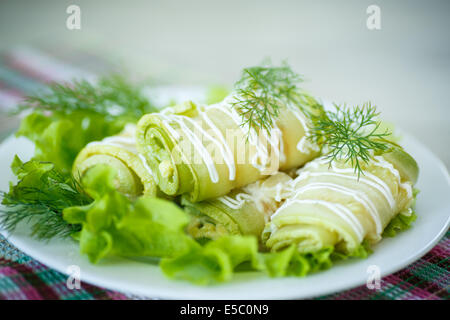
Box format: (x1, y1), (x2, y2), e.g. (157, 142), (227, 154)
(1, 231), (448, 300)
(0, 46), (448, 300)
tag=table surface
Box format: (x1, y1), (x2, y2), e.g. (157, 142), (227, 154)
(0, 0), (448, 300)
(0, 231), (448, 300)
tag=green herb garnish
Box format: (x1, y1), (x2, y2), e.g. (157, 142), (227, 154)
(308, 102), (393, 177)
(15, 75), (156, 175)
(231, 62), (393, 176)
(231, 62), (303, 135)
(0, 156), (91, 240)
(16, 75), (154, 118)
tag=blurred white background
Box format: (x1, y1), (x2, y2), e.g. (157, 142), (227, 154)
(0, 0), (449, 169)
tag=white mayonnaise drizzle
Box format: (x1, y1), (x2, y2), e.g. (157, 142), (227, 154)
(273, 199), (364, 241)
(209, 101), (283, 172)
(138, 153), (154, 175)
(197, 110), (236, 180)
(216, 193), (253, 210)
(159, 106), (237, 182)
(290, 108), (320, 153)
(289, 182), (382, 235)
(300, 158), (396, 210)
(295, 170), (395, 210)
(261, 124), (285, 164)
(159, 114), (219, 183)
(373, 156), (413, 198)
(159, 114), (181, 140)
(86, 133), (156, 177)
(209, 103), (268, 168)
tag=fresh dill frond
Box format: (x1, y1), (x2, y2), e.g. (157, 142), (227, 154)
(0, 158), (92, 240)
(230, 63), (392, 176)
(0, 194), (83, 240)
(14, 75), (157, 175)
(231, 62), (303, 135)
(15, 75), (156, 118)
(308, 102), (393, 177)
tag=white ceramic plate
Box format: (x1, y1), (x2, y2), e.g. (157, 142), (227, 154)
(0, 132), (449, 300)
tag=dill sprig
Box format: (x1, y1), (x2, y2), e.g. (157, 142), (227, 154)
(308, 102), (393, 177)
(13, 75), (157, 175)
(0, 159), (92, 240)
(231, 62), (303, 135)
(0, 194), (83, 240)
(230, 62), (393, 176)
(15, 75), (156, 118)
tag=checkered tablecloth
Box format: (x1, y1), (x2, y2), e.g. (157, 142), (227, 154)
(0, 46), (448, 300)
(1, 231), (448, 300)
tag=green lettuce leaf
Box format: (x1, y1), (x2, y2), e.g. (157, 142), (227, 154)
(382, 210), (417, 237)
(160, 236), (372, 285)
(160, 236), (261, 285)
(382, 188), (419, 237)
(63, 165), (195, 263)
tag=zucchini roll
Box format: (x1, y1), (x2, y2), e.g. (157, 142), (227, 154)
(73, 124), (157, 198)
(136, 96), (321, 202)
(263, 148), (419, 254)
(183, 172), (293, 241)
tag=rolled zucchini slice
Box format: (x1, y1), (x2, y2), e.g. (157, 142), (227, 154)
(136, 95), (321, 202)
(183, 172), (293, 241)
(73, 124), (157, 198)
(263, 147), (419, 255)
